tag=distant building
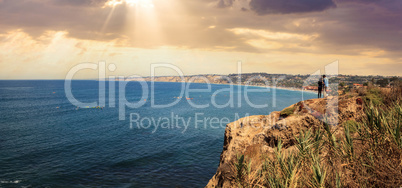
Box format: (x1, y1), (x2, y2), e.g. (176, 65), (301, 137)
(303, 86), (318, 91)
(353, 83), (363, 89)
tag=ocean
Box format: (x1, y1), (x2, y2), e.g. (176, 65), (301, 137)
(0, 80), (315, 187)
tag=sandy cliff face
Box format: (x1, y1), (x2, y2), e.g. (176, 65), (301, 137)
(206, 95), (363, 187)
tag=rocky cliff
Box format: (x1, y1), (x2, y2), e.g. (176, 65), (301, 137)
(206, 95), (364, 187)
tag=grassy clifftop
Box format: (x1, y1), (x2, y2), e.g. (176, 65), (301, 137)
(207, 85), (402, 187)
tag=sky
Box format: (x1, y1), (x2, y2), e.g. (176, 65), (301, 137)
(0, 0), (401, 79)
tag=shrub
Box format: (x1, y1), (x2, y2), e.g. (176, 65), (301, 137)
(280, 106), (295, 118)
(344, 120), (358, 134)
(364, 88), (383, 105)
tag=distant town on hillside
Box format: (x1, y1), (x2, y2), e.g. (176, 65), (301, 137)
(125, 73), (401, 91)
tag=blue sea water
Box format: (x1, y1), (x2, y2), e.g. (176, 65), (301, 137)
(0, 80), (315, 187)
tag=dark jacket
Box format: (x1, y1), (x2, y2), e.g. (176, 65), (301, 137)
(318, 79), (323, 89)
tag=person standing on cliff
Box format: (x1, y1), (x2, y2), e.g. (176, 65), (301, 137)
(323, 75), (329, 97)
(318, 76), (323, 98)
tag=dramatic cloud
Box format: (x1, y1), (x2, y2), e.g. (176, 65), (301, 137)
(217, 0), (235, 8)
(51, 0), (108, 7)
(249, 0), (336, 15)
(0, 0), (127, 40)
(0, 0), (402, 78)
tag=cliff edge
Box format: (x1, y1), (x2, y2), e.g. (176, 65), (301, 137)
(206, 95), (364, 187)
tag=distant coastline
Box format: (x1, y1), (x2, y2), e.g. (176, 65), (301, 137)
(130, 80), (318, 95)
(123, 75), (318, 94)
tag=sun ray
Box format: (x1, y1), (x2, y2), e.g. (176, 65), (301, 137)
(104, 0), (123, 7)
(122, 0), (162, 47)
(101, 6), (117, 33)
(104, 0), (154, 8)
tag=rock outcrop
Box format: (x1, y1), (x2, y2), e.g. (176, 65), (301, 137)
(206, 95), (364, 187)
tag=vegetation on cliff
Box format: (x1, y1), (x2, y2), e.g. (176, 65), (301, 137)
(232, 85), (402, 187)
(279, 106), (295, 118)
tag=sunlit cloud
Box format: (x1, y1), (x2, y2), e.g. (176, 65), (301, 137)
(0, 0), (401, 79)
(104, 0), (124, 7)
(228, 28), (319, 51)
(229, 28), (318, 41)
(104, 0), (154, 8)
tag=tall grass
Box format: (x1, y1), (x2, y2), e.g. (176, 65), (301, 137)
(262, 139), (300, 188)
(234, 85), (402, 187)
